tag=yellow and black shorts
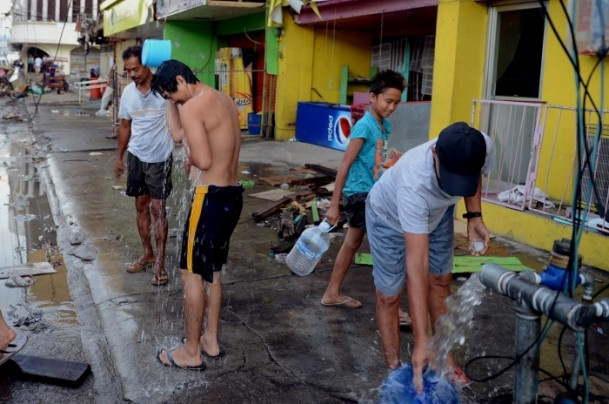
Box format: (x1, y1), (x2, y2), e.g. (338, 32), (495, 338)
(179, 185), (244, 282)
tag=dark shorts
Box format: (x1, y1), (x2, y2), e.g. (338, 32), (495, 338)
(126, 152), (173, 199)
(341, 192), (368, 230)
(179, 185), (244, 283)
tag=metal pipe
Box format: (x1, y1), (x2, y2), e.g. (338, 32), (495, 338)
(514, 296), (540, 404)
(479, 264), (602, 330)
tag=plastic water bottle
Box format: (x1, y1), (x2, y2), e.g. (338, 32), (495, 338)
(286, 220), (333, 276)
(380, 364), (460, 404)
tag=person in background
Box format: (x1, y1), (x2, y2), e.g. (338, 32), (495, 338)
(366, 121), (493, 392)
(113, 46), (174, 286)
(321, 69), (410, 327)
(34, 56), (42, 74)
(151, 60), (243, 370)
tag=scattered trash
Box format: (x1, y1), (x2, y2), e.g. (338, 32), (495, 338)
(15, 214), (37, 222)
(7, 304), (44, 328)
(280, 183), (290, 190)
(317, 198), (331, 209)
(597, 326), (604, 335)
(274, 253), (288, 264)
(89, 152), (103, 156)
(241, 170), (251, 175)
(239, 179), (255, 188)
(5, 275), (34, 288)
(2, 112), (23, 121)
(51, 110), (60, 113)
(112, 185), (123, 190)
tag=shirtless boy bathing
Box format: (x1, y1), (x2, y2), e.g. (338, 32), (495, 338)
(151, 60), (243, 369)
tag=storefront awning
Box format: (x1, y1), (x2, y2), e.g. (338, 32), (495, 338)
(295, 0), (437, 35)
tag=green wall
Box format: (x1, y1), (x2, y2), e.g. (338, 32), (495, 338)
(164, 21), (217, 86)
(216, 12), (265, 36)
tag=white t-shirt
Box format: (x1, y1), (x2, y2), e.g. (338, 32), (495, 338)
(368, 134), (493, 234)
(118, 82), (173, 163)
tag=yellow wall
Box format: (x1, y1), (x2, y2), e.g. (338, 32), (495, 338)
(536, 1), (609, 200)
(456, 200), (609, 271)
(429, 0), (488, 138)
(439, 0), (609, 270)
(275, 13), (372, 141)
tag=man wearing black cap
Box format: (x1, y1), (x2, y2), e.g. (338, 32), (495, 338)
(366, 121), (493, 392)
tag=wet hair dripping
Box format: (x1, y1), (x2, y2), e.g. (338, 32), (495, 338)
(151, 59), (200, 96)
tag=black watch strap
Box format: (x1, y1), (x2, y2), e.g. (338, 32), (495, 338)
(462, 211), (482, 219)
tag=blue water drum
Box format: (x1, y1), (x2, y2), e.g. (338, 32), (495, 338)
(142, 39), (172, 67)
(380, 364), (460, 404)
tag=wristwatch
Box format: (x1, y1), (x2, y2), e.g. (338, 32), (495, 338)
(462, 211), (482, 219)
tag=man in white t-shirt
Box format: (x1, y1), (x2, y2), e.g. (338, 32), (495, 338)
(366, 121), (493, 393)
(113, 45), (174, 286)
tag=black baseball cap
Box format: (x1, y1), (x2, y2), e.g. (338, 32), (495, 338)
(435, 122), (486, 197)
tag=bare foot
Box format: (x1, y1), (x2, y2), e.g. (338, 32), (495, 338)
(200, 334), (221, 357)
(0, 325), (17, 352)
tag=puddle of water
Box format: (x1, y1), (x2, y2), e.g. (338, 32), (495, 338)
(0, 138), (77, 325)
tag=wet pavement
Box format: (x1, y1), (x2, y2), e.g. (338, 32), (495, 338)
(0, 90), (608, 403)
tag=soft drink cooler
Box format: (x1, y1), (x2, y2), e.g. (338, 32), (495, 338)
(295, 102), (352, 152)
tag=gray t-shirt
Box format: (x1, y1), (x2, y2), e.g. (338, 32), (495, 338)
(118, 82), (173, 163)
(368, 134), (493, 234)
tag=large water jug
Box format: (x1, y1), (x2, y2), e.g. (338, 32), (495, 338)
(380, 364), (460, 404)
(286, 220), (333, 276)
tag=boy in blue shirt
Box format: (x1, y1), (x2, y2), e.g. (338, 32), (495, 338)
(321, 70), (406, 311)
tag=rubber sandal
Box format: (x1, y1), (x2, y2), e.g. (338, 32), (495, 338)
(126, 260), (154, 273)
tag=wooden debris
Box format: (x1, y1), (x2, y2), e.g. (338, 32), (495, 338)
(304, 164), (337, 178)
(0, 262), (56, 279)
(252, 197), (293, 221)
(249, 189), (295, 201)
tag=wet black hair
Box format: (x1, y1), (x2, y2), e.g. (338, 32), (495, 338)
(369, 69), (407, 95)
(122, 46), (142, 64)
(151, 59), (200, 96)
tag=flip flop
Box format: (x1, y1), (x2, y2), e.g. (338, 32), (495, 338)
(126, 260), (154, 273)
(181, 337), (225, 360)
(151, 274), (169, 286)
(399, 312), (412, 327)
(0, 335), (28, 367)
(202, 348), (225, 360)
(156, 349), (206, 371)
(320, 296), (362, 309)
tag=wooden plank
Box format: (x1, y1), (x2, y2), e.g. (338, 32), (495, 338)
(252, 197), (293, 222)
(251, 189), (326, 222)
(304, 164), (337, 178)
(0, 262), (56, 279)
(249, 189), (295, 202)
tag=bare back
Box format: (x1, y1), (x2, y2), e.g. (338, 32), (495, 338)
(180, 84), (241, 187)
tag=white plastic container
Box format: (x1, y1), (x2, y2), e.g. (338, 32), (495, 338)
(286, 220), (333, 276)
